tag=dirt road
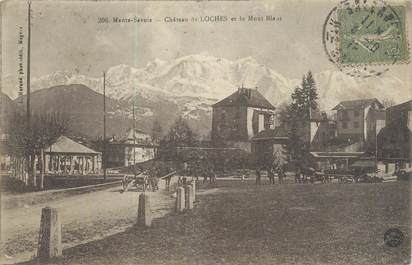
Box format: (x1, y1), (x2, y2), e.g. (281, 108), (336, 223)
(1, 180), (176, 265)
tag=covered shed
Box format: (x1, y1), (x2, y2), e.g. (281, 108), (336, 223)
(310, 151), (364, 171)
(44, 136), (102, 175)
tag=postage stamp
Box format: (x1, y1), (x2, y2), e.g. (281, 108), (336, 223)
(338, 6), (408, 64)
(323, 0), (410, 78)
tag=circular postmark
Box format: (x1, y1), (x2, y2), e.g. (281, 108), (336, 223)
(384, 228), (404, 247)
(322, 0), (410, 78)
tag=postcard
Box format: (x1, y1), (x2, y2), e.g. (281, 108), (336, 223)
(0, 0), (411, 264)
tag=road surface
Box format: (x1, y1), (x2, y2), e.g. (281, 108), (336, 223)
(1, 179), (177, 265)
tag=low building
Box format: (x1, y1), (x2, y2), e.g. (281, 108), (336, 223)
(211, 87), (276, 152)
(310, 151), (364, 171)
(44, 135), (102, 175)
(106, 128), (156, 168)
(251, 127), (289, 168)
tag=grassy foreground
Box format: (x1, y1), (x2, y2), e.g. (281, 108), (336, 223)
(20, 180), (410, 265)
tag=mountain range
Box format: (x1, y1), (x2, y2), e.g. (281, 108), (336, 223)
(2, 54), (410, 139)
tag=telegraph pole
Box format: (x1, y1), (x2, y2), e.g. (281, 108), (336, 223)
(133, 101), (136, 168)
(26, 1), (32, 185)
(26, 0), (31, 122)
(103, 72), (107, 181)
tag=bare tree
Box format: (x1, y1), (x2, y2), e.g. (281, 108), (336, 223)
(5, 111), (69, 189)
(381, 97), (396, 109)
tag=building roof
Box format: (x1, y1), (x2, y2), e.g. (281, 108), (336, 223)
(251, 127), (288, 141)
(46, 136), (100, 155)
(386, 100), (412, 112)
(310, 152), (364, 158)
(213, 87), (276, 110)
(350, 159), (376, 168)
(332, 98), (383, 110)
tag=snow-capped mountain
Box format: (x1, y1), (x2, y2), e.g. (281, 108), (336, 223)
(24, 54), (409, 112)
(3, 54), (410, 138)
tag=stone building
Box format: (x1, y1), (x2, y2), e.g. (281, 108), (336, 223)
(332, 98), (384, 142)
(211, 87), (276, 152)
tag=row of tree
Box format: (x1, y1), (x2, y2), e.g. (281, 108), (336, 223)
(5, 111), (69, 189)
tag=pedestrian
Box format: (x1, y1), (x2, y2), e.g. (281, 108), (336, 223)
(165, 174), (172, 191)
(294, 168), (299, 183)
(177, 176), (183, 187)
(202, 168), (208, 184)
(211, 169), (217, 184)
(278, 166), (285, 184)
(241, 169), (245, 182)
(255, 168), (261, 185)
(268, 166), (275, 185)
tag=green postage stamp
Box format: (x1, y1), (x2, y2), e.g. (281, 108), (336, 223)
(338, 6), (408, 65)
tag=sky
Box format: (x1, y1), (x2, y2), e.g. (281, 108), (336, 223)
(1, 0), (411, 98)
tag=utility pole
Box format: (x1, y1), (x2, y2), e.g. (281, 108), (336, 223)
(133, 101), (136, 168)
(103, 72), (107, 181)
(26, 0), (31, 122)
(375, 124), (378, 171)
(26, 1), (32, 186)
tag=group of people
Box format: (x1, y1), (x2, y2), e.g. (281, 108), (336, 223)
(181, 162), (217, 185)
(255, 163), (286, 185)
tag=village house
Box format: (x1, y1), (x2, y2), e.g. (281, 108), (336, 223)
(106, 128), (156, 168)
(211, 87), (276, 152)
(377, 100), (412, 169)
(332, 98), (384, 145)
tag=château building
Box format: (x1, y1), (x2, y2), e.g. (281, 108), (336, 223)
(211, 87), (276, 152)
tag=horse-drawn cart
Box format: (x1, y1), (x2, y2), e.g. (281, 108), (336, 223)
(121, 171), (159, 192)
(122, 174), (149, 192)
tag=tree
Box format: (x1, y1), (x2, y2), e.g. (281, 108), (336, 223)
(382, 97), (396, 108)
(33, 112), (69, 189)
(290, 71), (319, 119)
(159, 116), (197, 161)
(163, 116), (196, 146)
(286, 71), (319, 169)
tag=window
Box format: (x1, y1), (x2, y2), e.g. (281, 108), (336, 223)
(353, 121), (359, 128)
(341, 110), (349, 120)
(342, 122), (348, 129)
(264, 114), (273, 129)
(354, 110), (360, 117)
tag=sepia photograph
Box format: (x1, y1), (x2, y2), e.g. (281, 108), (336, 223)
(0, 0), (411, 264)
